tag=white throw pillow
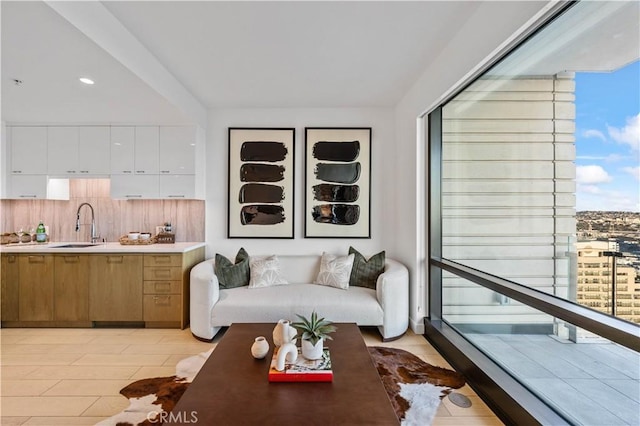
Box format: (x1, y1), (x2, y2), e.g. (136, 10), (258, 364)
(314, 252), (355, 290)
(249, 255), (289, 288)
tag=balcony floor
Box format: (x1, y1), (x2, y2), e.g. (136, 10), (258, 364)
(466, 333), (639, 425)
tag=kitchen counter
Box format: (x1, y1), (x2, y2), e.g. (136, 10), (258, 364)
(1, 242), (206, 329)
(0, 241), (206, 254)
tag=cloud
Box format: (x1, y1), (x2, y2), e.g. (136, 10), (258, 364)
(608, 113), (640, 151)
(582, 129), (606, 142)
(576, 165), (612, 184)
(578, 184), (601, 194)
(576, 154), (624, 162)
(622, 166), (640, 181)
(576, 188), (639, 212)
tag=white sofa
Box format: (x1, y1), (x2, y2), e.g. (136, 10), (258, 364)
(190, 254), (409, 341)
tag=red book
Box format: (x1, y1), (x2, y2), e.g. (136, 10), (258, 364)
(268, 347), (333, 382)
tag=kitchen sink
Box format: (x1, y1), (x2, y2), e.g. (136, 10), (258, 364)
(53, 243), (99, 248)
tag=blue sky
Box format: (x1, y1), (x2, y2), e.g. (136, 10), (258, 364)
(575, 60), (640, 212)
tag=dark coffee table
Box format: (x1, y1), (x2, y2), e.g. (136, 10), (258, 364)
(167, 323), (399, 425)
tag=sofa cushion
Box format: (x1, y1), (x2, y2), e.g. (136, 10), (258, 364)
(214, 248), (250, 289)
(211, 284), (383, 326)
(349, 247), (385, 289)
(249, 255), (289, 288)
(315, 252), (354, 290)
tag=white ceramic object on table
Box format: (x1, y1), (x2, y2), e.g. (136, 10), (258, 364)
(128, 232), (140, 240)
(301, 338), (324, 360)
(251, 336), (270, 359)
(272, 319), (297, 347)
(275, 342), (298, 371)
(139, 233), (151, 240)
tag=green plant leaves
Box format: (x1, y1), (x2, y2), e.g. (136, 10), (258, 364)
(291, 311), (337, 346)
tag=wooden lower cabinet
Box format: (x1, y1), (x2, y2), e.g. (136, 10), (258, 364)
(1, 254), (20, 321)
(19, 255), (54, 321)
(143, 254), (187, 328)
(89, 254), (143, 322)
(1, 248), (204, 328)
(54, 255), (89, 321)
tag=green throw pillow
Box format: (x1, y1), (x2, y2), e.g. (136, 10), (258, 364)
(215, 248), (250, 289)
(348, 247), (385, 289)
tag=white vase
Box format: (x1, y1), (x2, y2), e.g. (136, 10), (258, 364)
(251, 336), (269, 359)
(272, 319), (297, 347)
(301, 338), (324, 360)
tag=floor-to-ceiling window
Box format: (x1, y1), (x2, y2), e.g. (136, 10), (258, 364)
(427, 2), (639, 424)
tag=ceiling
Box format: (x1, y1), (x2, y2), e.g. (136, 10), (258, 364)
(2, 1), (482, 125)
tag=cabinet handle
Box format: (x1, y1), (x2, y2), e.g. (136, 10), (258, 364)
(12, 170), (22, 173)
(28, 256), (45, 263)
(125, 195), (142, 198)
(153, 295), (171, 305)
(161, 170), (170, 173)
(167, 195), (185, 198)
(19, 195), (37, 198)
(154, 282), (172, 292)
(107, 256), (124, 263)
(123, 171), (132, 174)
(67, 170), (76, 173)
(80, 170), (89, 173)
(152, 256), (172, 264)
(153, 269), (173, 279)
(136, 170), (146, 174)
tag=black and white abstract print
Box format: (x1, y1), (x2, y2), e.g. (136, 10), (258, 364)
(305, 128), (371, 238)
(228, 128), (295, 238)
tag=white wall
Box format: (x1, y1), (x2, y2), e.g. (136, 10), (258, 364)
(393, 1), (552, 333)
(205, 107), (396, 260)
(201, 2), (555, 335)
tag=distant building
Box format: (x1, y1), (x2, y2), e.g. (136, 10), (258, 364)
(577, 240), (639, 324)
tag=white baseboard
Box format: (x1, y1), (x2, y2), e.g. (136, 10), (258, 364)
(409, 316), (425, 335)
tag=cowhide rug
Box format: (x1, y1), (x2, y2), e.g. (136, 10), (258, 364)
(96, 349), (212, 426)
(368, 346), (466, 425)
(99, 346), (464, 426)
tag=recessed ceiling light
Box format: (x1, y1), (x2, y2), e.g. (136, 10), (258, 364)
(79, 77), (94, 85)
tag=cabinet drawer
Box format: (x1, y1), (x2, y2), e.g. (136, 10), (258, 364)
(144, 254), (182, 267)
(144, 294), (180, 321)
(143, 281), (181, 294)
(144, 266), (181, 281)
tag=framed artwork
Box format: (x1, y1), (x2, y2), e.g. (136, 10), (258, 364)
(304, 127), (371, 238)
(228, 128), (295, 238)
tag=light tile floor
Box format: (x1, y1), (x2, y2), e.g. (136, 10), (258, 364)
(0, 327), (503, 425)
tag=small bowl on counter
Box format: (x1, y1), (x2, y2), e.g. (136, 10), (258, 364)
(128, 232), (140, 240)
(139, 233), (151, 241)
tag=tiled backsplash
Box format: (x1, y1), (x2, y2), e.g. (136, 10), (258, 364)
(1, 179), (205, 242)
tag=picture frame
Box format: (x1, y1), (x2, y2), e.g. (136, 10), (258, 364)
(228, 128), (295, 238)
(304, 127), (371, 238)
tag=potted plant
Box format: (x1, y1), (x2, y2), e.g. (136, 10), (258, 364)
(292, 311), (337, 360)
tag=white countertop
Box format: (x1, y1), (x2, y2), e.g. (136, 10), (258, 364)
(0, 242), (206, 254)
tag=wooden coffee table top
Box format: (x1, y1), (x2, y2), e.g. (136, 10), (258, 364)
(168, 323), (399, 425)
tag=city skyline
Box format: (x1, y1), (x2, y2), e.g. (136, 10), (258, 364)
(575, 60), (640, 212)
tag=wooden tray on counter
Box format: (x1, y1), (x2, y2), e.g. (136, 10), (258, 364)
(119, 235), (158, 245)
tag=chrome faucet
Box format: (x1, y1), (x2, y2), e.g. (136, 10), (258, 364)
(76, 202), (100, 243)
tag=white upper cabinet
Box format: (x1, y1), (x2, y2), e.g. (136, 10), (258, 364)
(48, 126), (110, 176)
(159, 174), (195, 199)
(159, 126), (196, 174)
(110, 126), (135, 174)
(47, 126), (79, 175)
(78, 126), (110, 175)
(10, 127), (47, 174)
(110, 174), (159, 199)
(7, 174), (48, 199)
(134, 126), (159, 174)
